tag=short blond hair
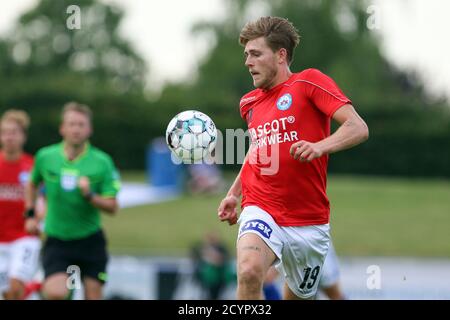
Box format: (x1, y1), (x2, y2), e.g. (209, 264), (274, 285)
(1, 109), (30, 133)
(61, 101), (93, 123)
(239, 16), (300, 65)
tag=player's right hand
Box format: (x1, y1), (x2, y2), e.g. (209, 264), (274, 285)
(218, 195), (239, 226)
(25, 217), (41, 235)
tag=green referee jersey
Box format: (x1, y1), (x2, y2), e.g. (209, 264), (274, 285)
(31, 142), (121, 240)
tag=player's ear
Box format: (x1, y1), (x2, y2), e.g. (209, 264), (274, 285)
(278, 48), (288, 64)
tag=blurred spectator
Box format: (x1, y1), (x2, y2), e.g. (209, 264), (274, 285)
(187, 162), (225, 195)
(263, 266), (282, 300)
(190, 232), (233, 299)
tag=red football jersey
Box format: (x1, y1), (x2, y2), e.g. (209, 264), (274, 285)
(239, 69), (351, 226)
(0, 152), (34, 242)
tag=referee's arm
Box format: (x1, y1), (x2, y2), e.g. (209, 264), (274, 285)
(85, 194), (118, 215)
(79, 176), (118, 215)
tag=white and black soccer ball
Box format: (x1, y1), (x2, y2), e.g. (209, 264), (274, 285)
(165, 110), (217, 163)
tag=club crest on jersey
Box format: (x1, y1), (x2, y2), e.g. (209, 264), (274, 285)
(18, 171), (30, 185)
(240, 219), (272, 239)
(276, 93), (292, 111)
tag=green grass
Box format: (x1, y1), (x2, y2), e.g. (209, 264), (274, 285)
(103, 173), (450, 258)
(329, 176), (450, 257)
(120, 170), (149, 183)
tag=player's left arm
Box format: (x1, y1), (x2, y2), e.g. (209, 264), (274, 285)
(290, 104), (369, 162)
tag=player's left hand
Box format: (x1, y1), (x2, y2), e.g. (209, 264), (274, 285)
(25, 217), (41, 235)
(78, 176), (91, 196)
(290, 140), (324, 162)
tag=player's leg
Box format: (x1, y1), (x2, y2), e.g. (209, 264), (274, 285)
(3, 278), (25, 300)
(40, 237), (73, 300)
(236, 206), (283, 300)
(80, 230), (108, 300)
(83, 277), (103, 300)
(4, 237), (41, 300)
(0, 243), (12, 299)
(237, 233), (276, 299)
(41, 273), (70, 300)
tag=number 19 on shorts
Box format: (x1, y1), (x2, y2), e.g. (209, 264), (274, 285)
(299, 266), (320, 290)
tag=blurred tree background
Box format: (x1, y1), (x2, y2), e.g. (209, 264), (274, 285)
(0, 0), (156, 169)
(1, 0), (449, 177)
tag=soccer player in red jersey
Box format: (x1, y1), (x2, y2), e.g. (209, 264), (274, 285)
(0, 110), (41, 300)
(218, 17), (369, 299)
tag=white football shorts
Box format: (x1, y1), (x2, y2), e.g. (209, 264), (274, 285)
(0, 236), (41, 293)
(238, 205), (330, 299)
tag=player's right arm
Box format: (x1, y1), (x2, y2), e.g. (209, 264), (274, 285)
(24, 151), (43, 235)
(217, 150), (249, 225)
(24, 180), (41, 235)
(218, 180), (240, 226)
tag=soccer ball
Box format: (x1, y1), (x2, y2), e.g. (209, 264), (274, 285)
(165, 110), (217, 163)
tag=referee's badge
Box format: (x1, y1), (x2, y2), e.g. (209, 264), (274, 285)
(61, 169), (79, 191)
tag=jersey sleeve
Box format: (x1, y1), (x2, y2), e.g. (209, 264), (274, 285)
(302, 68), (352, 117)
(239, 90), (259, 122)
(30, 150), (44, 185)
(100, 156), (121, 198)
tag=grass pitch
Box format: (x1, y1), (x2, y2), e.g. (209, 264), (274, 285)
(104, 173), (450, 258)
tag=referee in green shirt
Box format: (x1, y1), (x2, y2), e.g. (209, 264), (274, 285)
(24, 102), (121, 300)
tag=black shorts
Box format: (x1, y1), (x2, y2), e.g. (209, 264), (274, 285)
(42, 229), (109, 284)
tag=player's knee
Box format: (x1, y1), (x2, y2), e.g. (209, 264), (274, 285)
(238, 262), (264, 288)
(42, 284), (69, 300)
(4, 279), (25, 300)
(84, 286), (103, 300)
(43, 289), (69, 300)
(84, 290), (102, 300)
(4, 288), (24, 300)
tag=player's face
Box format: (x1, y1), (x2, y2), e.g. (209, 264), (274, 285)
(0, 120), (26, 153)
(60, 110), (92, 147)
(244, 37), (279, 90)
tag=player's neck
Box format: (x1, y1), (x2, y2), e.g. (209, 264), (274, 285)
(64, 142), (87, 161)
(267, 67), (293, 90)
(1, 149), (22, 162)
